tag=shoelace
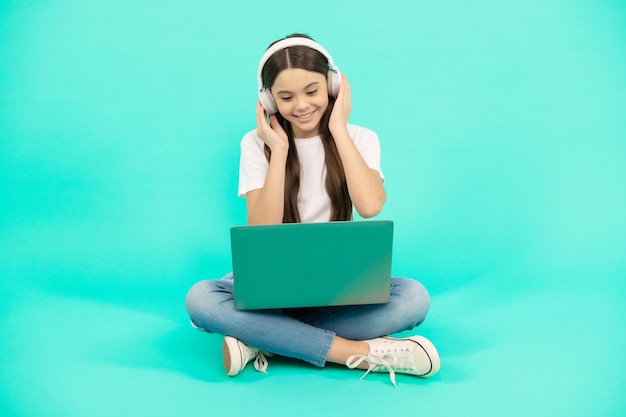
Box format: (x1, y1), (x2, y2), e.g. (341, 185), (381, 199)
(252, 351), (270, 374)
(346, 354), (399, 388)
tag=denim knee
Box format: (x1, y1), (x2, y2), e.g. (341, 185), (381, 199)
(184, 279), (232, 330)
(392, 277), (431, 329)
(184, 280), (207, 327)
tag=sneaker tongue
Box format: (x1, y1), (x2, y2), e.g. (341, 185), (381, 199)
(383, 352), (412, 366)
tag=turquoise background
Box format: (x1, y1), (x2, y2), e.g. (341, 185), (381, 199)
(1, 0), (625, 416)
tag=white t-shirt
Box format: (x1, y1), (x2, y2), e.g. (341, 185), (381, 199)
(238, 124), (384, 223)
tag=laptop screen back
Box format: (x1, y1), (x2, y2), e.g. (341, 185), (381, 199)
(231, 220), (393, 310)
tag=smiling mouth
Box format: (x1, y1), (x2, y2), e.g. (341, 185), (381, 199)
(295, 110), (315, 120)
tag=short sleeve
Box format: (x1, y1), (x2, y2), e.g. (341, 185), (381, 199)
(349, 125), (385, 181)
(238, 130), (269, 198)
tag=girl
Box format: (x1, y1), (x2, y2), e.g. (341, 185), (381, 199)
(184, 34), (440, 387)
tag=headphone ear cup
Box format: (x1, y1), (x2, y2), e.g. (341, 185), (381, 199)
(259, 89), (278, 114)
(327, 66), (342, 97)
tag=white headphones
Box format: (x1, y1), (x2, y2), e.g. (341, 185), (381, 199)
(257, 37), (342, 114)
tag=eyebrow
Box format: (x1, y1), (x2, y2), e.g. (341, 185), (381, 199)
(275, 82), (320, 95)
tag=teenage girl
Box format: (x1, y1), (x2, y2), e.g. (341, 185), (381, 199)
(184, 34), (440, 387)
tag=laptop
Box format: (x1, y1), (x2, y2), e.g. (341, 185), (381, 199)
(231, 220), (393, 310)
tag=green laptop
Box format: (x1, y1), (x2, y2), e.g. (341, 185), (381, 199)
(231, 220), (393, 310)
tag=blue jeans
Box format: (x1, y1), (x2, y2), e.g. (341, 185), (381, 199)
(184, 272), (431, 367)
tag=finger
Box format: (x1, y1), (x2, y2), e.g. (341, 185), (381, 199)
(338, 74), (346, 94)
(256, 103), (272, 135)
(342, 74), (351, 97)
(268, 114), (284, 134)
(256, 101), (265, 129)
(268, 113), (277, 128)
(260, 102), (272, 126)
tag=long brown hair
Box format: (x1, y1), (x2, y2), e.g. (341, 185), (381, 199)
(261, 34), (352, 223)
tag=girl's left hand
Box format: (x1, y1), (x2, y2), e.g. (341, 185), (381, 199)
(329, 74), (351, 134)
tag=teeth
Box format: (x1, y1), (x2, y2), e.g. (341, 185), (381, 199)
(297, 111), (314, 119)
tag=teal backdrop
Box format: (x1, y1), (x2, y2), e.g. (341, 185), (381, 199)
(1, 1), (625, 416)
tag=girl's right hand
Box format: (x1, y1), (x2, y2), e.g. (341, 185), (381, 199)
(256, 101), (289, 153)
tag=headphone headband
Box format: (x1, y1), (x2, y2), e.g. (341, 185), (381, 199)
(256, 37), (342, 114)
(257, 37), (338, 92)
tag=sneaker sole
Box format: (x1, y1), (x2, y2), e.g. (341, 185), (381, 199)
(382, 335), (440, 377)
(407, 335), (440, 377)
(223, 336), (244, 376)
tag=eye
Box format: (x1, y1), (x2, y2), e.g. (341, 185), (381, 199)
(280, 96), (292, 102)
(306, 90), (318, 96)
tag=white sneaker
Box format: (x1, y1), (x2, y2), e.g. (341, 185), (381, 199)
(223, 336), (270, 376)
(346, 335), (440, 387)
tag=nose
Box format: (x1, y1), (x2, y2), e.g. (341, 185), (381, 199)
(295, 95), (309, 111)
